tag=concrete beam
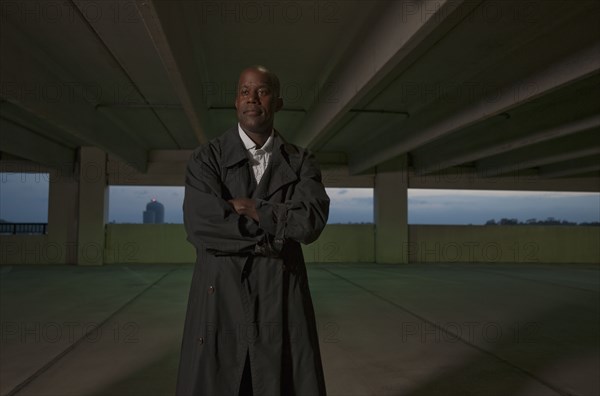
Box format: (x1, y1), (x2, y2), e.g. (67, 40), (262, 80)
(539, 155), (600, 179)
(107, 149), (190, 186)
(294, 0), (480, 149)
(135, 0), (208, 144)
(374, 156), (408, 264)
(0, 118), (75, 172)
(414, 114), (600, 175)
(0, 19), (148, 171)
(315, 152), (347, 166)
(408, 167), (600, 193)
(350, 43), (600, 174)
(72, 0), (197, 149)
(0, 159), (54, 174)
(77, 147), (107, 266)
(477, 129), (600, 177)
(321, 166), (374, 188)
(106, 149), (372, 188)
(47, 169), (79, 264)
(0, 101), (80, 149)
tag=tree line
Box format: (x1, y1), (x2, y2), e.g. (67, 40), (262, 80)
(484, 217), (599, 226)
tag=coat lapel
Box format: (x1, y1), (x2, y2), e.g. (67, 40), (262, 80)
(220, 127), (256, 198)
(253, 130), (298, 199)
(220, 126), (298, 200)
(221, 126), (248, 168)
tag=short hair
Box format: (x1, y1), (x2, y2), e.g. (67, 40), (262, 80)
(240, 65), (281, 98)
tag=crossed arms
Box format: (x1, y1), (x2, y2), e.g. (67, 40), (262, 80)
(183, 144), (330, 256)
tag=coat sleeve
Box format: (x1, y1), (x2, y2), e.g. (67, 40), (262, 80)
(183, 145), (265, 255)
(255, 150), (330, 246)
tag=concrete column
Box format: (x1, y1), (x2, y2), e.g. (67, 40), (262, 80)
(76, 147), (108, 265)
(47, 168), (79, 264)
(374, 155), (408, 264)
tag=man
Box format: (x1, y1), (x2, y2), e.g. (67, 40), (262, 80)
(176, 66), (330, 396)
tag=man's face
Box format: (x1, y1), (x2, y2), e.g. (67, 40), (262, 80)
(235, 69), (282, 134)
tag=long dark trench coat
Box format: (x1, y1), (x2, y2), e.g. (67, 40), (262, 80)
(176, 126), (330, 396)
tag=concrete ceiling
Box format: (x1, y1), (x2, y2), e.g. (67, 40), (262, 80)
(1, 0), (599, 181)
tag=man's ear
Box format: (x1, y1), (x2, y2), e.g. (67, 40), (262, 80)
(275, 97), (283, 112)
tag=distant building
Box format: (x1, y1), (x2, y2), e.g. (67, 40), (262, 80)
(143, 198), (165, 224)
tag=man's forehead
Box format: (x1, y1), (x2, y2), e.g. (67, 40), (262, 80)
(239, 81), (271, 87)
(238, 69), (274, 85)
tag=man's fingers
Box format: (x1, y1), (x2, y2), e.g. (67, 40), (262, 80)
(228, 198), (257, 216)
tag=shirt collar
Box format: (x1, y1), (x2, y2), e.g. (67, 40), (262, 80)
(238, 123), (274, 152)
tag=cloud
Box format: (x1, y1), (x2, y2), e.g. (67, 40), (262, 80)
(3, 180), (598, 226)
(407, 189), (600, 224)
(133, 189), (150, 197)
(0, 173), (50, 222)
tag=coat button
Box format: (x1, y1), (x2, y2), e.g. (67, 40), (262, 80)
(197, 336), (204, 344)
(208, 285), (215, 294)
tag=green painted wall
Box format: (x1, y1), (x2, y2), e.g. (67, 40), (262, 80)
(0, 235), (58, 264)
(3, 224), (597, 265)
(103, 224), (375, 264)
(408, 225), (600, 264)
(301, 224), (375, 263)
(104, 224), (195, 264)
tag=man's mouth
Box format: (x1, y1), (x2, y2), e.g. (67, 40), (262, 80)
(244, 109), (262, 116)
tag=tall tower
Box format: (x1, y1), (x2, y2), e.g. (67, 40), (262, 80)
(143, 198), (165, 224)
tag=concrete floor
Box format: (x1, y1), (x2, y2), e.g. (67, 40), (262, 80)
(0, 263), (598, 396)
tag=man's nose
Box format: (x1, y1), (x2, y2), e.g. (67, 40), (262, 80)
(247, 90), (259, 102)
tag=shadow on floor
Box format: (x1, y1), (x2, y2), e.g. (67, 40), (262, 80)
(89, 348), (181, 396)
(392, 301), (598, 396)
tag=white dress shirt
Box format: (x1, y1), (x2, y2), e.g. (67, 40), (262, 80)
(238, 123), (274, 185)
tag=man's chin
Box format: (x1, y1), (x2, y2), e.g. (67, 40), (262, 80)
(240, 121), (271, 134)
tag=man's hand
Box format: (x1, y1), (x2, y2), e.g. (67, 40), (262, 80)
(228, 198), (259, 222)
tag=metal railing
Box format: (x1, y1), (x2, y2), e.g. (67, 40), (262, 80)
(0, 223), (48, 235)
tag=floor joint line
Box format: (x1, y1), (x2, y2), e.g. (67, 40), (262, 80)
(319, 266), (578, 396)
(6, 267), (180, 396)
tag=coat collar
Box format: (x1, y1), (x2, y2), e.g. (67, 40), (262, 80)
(257, 130), (299, 199)
(221, 126), (248, 168)
(220, 126), (299, 198)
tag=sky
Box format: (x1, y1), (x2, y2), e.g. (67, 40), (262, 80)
(0, 173), (50, 222)
(407, 189), (600, 225)
(107, 186), (376, 224)
(1, 172), (599, 224)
